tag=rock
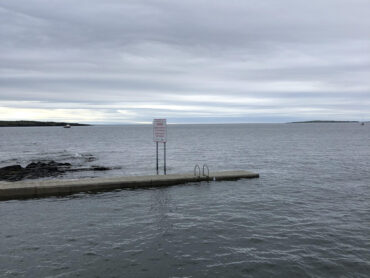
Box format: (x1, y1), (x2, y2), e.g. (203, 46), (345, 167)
(0, 165), (23, 172)
(0, 161), (72, 182)
(0, 160), (112, 182)
(0, 165), (24, 181)
(67, 166), (112, 172)
(91, 166), (112, 171)
(24, 161), (71, 179)
(25, 161), (71, 169)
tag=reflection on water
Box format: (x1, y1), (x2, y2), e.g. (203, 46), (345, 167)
(150, 189), (175, 236)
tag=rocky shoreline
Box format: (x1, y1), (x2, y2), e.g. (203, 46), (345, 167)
(0, 161), (112, 182)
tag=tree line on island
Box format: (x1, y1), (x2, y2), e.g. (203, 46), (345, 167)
(289, 120), (361, 123)
(0, 121), (90, 127)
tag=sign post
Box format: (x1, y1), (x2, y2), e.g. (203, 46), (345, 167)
(153, 119), (167, 175)
(156, 141), (159, 175)
(164, 142), (166, 175)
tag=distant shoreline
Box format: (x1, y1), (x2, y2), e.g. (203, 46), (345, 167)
(0, 121), (90, 127)
(0, 120), (366, 126)
(289, 120), (360, 124)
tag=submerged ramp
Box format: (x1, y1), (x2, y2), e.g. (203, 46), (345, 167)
(0, 170), (259, 201)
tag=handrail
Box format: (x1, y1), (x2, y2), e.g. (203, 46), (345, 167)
(194, 164), (201, 177)
(202, 164), (209, 177)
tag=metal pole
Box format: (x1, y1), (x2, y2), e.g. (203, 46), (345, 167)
(156, 142), (159, 175)
(164, 142), (166, 175)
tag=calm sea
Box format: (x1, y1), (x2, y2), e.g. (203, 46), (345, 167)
(0, 124), (369, 277)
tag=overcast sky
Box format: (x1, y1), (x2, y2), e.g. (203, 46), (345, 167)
(0, 0), (369, 124)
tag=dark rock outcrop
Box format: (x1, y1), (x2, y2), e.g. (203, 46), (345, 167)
(91, 166), (111, 171)
(0, 161), (112, 182)
(0, 165), (24, 181)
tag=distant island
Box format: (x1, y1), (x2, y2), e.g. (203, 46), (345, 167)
(289, 120), (359, 124)
(0, 121), (90, 127)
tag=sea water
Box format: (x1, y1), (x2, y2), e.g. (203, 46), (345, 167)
(0, 124), (369, 277)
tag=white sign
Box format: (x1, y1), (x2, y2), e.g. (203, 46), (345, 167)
(153, 119), (167, 142)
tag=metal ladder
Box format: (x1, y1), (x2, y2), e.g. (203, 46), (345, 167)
(194, 164), (210, 178)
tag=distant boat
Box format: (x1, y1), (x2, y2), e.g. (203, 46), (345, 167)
(361, 122), (365, 126)
(64, 124), (71, 128)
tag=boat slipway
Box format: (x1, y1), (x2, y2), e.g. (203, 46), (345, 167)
(0, 170), (259, 201)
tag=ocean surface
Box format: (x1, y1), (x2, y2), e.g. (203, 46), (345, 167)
(0, 123), (369, 277)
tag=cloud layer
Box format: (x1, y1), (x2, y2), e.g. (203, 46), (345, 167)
(1, 0), (369, 123)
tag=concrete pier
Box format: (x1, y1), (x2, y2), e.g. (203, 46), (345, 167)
(0, 170), (259, 201)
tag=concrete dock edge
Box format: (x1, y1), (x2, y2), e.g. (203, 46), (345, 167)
(0, 170), (259, 201)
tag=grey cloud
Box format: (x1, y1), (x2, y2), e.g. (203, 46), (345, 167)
(0, 0), (369, 123)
